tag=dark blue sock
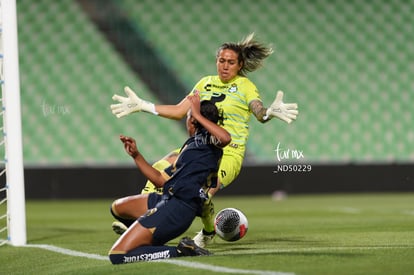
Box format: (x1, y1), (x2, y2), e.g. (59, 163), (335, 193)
(109, 245), (179, 264)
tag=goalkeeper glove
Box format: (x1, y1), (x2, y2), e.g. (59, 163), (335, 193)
(110, 86), (158, 118)
(263, 91), (298, 123)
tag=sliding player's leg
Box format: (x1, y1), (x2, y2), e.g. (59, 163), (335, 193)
(110, 194), (149, 234)
(109, 195), (209, 264)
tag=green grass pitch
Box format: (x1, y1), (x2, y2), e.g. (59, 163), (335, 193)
(1, 193), (414, 274)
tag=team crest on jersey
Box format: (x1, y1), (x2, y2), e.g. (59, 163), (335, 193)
(228, 84), (238, 93)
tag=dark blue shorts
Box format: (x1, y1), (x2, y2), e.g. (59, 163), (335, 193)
(139, 193), (197, 245)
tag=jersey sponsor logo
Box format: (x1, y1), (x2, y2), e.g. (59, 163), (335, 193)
(123, 250), (171, 263)
(203, 83), (238, 93)
(204, 83), (229, 91)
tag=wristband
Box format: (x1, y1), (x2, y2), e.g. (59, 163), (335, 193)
(141, 101), (158, 115)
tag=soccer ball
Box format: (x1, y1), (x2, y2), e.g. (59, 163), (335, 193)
(214, 208), (248, 242)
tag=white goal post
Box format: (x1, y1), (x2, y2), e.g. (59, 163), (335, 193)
(0, 0), (26, 246)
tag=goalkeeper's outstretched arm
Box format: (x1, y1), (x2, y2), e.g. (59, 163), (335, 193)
(111, 86), (191, 120)
(111, 86), (298, 124)
(154, 97), (191, 120)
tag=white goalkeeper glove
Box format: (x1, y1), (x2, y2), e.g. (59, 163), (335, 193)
(263, 91), (298, 123)
(110, 86), (158, 118)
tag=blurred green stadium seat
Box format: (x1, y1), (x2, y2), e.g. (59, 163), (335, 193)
(13, 0), (414, 166)
(16, 0), (187, 166)
(118, 0), (413, 164)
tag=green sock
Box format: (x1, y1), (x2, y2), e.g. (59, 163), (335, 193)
(201, 196), (215, 233)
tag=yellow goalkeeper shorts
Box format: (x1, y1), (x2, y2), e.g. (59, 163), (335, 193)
(218, 145), (244, 188)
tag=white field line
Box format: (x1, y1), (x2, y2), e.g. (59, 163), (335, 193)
(159, 259), (294, 275)
(24, 244), (107, 260)
(23, 243), (295, 275)
(214, 245), (414, 256)
(22, 244), (414, 274)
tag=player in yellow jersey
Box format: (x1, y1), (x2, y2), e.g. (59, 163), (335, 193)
(111, 33), (299, 247)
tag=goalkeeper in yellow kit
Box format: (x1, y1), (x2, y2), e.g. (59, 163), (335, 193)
(111, 33), (299, 247)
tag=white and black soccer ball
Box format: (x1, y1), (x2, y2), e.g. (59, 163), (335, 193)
(214, 208), (248, 242)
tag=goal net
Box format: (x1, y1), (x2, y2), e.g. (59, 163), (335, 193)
(0, 0), (26, 246)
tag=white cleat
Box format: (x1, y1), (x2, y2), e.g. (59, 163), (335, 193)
(193, 230), (215, 248)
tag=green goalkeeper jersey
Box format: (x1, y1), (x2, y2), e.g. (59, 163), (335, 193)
(190, 75), (262, 157)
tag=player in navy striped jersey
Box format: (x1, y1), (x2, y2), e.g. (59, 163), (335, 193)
(108, 94), (231, 264)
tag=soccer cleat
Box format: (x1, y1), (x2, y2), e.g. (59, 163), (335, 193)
(112, 221), (128, 235)
(193, 230), (215, 248)
(177, 237), (212, 256)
